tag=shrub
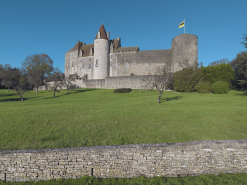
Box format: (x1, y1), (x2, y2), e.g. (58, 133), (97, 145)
(113, 88), (132, 93)
(195, 81), (212, 93)
(212, 81), (229, 94)
(173, 67), (202, 92)
(200, 63), (235, 87)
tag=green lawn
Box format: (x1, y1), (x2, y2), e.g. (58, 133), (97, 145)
(0, 88), (246, 150)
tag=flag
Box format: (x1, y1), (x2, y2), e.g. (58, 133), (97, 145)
(179, 21), (184, 28)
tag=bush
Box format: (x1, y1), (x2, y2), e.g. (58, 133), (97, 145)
(113, 88), (132, 93)
(200, 63), (235, 87)
(195, 81), (212, 93)
(173, 67), (202, 92)
(212, 81), (229, 94)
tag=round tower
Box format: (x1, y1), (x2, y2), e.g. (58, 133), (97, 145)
(93, 24), (109, 79)
(171, 34), (198, 72)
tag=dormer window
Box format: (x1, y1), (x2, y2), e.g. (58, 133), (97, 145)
(97, 32), (101, 39)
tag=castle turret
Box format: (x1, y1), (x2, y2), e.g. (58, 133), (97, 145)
(171, 34), (198, 72)
(93, 24), (109, 79)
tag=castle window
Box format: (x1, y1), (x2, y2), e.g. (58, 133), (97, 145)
(72, 61), (74, 67)
(83, 64), (84, 69)
(95, 59), (98, 67)
(133, 63), (136, 66)
(89, 64), (91, 69)
(117, 63), (120, 67)
(110, 62), (112, 67)
(89, 58), (91, 61)
(126, 63), (129, 67)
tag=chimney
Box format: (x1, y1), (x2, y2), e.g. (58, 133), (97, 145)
(107, 32), (110, 40)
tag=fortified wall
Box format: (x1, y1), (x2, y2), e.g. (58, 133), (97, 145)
(1, 139), (247, 182)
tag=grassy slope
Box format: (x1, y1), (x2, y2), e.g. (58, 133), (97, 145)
(0, 89), (246, 150)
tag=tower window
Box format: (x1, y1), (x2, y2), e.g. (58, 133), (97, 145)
(95, 59), (98, 67)
(89, 64), (91, 69)
(83, 64), (84, 69)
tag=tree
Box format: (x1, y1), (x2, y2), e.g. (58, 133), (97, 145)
(144, 66), (173, 103)
(22, 54), (53, 93)
(209, 58), (230, 66)
(242, 27), (247, 48)
(64, 73), (79, 93)
(0, 65), (29, 101)
(173, 67), (202, 92)
(231, 51), (247, 90)
(47, 68), (64, 98)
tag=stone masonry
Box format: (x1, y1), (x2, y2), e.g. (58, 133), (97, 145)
(1, 139), (247, 182)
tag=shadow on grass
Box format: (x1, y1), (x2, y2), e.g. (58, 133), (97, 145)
(43, 88), (99, 99)
(0, 96), (40, 102)
(235, 91), (247, 96)
(161, 96), (183, 102)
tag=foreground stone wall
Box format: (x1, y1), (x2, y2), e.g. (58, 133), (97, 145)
(1, 139), (247, 182)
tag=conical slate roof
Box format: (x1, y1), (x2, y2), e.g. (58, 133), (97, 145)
(95, 24), (108, 40)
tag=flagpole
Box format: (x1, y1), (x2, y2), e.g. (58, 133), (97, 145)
(184, 19), (185, 33)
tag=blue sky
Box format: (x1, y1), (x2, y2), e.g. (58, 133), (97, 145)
(0, 0), (246, 73)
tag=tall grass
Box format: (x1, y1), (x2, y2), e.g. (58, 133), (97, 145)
(0, 89), (246, 150)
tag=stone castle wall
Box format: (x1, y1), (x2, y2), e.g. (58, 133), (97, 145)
(1, 139), (247, 182)
(105, 75), (155, 89)
(65, 33), (198, 79)
(110, 50), (171, 77)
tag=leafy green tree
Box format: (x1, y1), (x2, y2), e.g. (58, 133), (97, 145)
(231, 51), (247, 90)
(0, 65), (29, 101)
(173, 67), (202, 92)
(242, 27), (247, 48)
(22, 54), (53, 93)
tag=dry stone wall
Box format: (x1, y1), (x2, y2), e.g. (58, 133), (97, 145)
(1, 139), (247, 182)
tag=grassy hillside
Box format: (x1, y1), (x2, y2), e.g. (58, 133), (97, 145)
(0, 89), (246, 150)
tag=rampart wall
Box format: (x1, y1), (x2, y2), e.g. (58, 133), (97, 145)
(105, 75), (155, 89)
(111, 50), (171, 76)
(1, 139), (247, 182)
(84, 79), (105, 89)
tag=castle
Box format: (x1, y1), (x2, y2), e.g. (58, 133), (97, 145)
(65, 24), (198, 89)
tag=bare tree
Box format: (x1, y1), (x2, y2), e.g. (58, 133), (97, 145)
(47, 68), (64, 98)
(22, 54), (53, 93)
(0, 65), (29, 101)
(64, 73), (79, 93)
(209, 58), (230, 66)
(144, 66), (173, 103)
